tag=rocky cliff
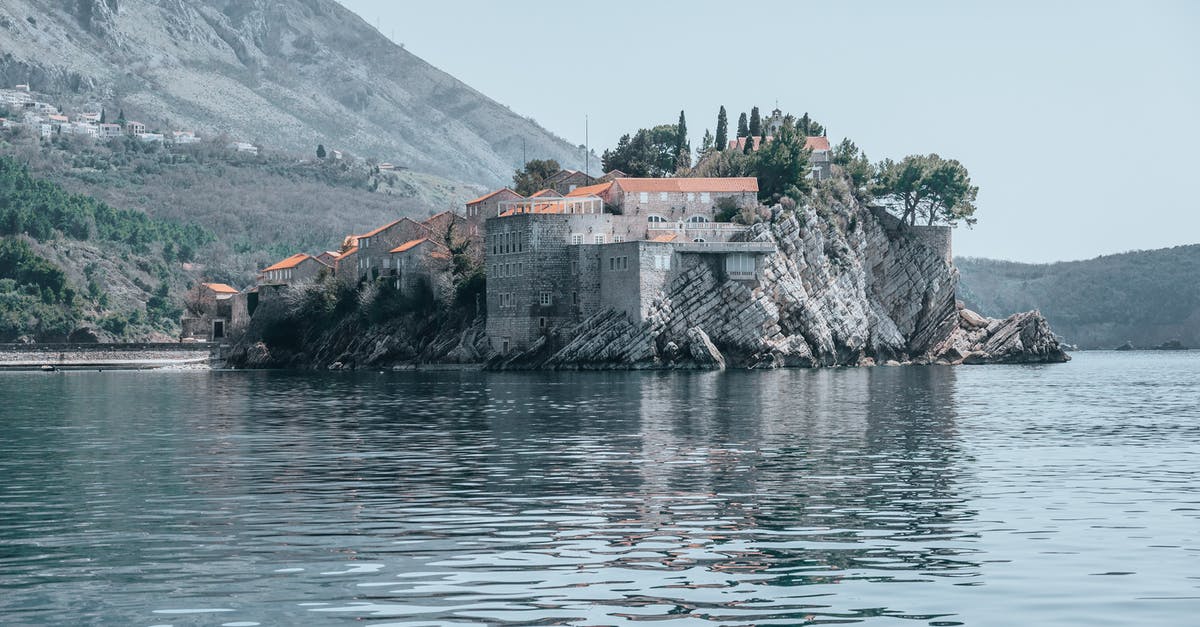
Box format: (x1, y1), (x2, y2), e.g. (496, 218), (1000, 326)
(229, 181), (1068, 370)
(0, 0), (585, 186)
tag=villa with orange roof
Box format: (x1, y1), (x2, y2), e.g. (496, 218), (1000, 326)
(347, 217), (432, 282)
(465, 187), (522, 220)
(388, 238), (454, 302)
(259, 253), (331, 286)
(181, 282), (250, 342)
(727, 134), (832, 180)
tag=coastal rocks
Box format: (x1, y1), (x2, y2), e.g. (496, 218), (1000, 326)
(932, 309), (1070, 365)
(685, 327), (726, 370)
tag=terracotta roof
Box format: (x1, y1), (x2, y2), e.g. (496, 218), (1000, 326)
(466, 187), (521, 205)
(262, 253), (311, 272)
(805, 136), (831, 151)
(421, 210), (465, 228)
(650, 233), (678, 243)
(201, 282), (239, 294)
(390, 238), (428, 253)
(358, 219), (402, 238)
(340, 246), (358, 257)
(566, 181), (613, 197)
(390, 237), (451, 255)
(529, 189), (560, 198)
(613, 177), (758, 193)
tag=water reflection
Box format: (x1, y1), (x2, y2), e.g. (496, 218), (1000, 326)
(2, 356), (1197, 625)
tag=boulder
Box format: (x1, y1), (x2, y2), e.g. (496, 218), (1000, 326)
(685, 327), (725, 370)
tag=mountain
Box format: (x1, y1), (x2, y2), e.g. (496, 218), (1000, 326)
(957, 245), (1200, 349)
(0, 0), (585, 186)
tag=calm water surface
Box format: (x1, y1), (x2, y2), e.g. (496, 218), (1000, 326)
(1, 352), (1198, 626)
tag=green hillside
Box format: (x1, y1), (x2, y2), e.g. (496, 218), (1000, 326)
(956, 245), (1200, 349)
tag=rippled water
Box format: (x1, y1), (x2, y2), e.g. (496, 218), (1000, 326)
(1, 352), (1198, 626)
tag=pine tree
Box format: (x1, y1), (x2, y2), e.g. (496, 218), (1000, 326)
(316, 144), (326, 159)
(736, 112), (749, 138)
(99, 108), (106, 124)
(749, 106), (761, 138)
(743, 133), (754, 155)
(117, 109), (125, 125)
(675, 109), (688, 163)
(715, 106), (728, 151)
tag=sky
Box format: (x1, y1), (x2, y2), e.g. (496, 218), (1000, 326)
(337, 0), (1199, 262)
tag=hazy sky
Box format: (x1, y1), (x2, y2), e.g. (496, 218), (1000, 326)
(338, 0), (1198, 262)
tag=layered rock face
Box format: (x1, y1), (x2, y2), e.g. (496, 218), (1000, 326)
(497, 192), (1067, 370)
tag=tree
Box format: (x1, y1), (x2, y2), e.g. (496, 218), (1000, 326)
(316, 144), (326, 159)
(872, 154), (978, 227)
(698, 129), (714, 161)
(832, 139), (874, 199)
(743, 134), (754, 155)
(715, 106), (728, 151)
(512, 158), (561, 194)
(117, 109), (125, 125)
(674, 110), (690, 171)
(749, 106), (762, 137)
(753, 118), (811, 202)
(736, 112), (749, 138)
(601, 125), (679, 177)
(99, 108), (106, 124)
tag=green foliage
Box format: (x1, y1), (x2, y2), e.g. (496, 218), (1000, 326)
(957, 245), (1200, 348)
(511, 158), (560, 195)
(601, 124), (680, 178)
(690, 147), (754, 178)
(832, 139), (875, 199)
(753, 119), (811, 202)
(749, 106), (762, 137)
(797, 112), (825, 136)
(714, 196), (740, 222)
(0, 156), (213, 254)
(0, 238), (79, 341)
(715, 106), (728, 152)
(316, 143), (326, 159)
(736, 112), (749, 138)
(697, 129), (714, 162)
(873, 154), (978, 226)
(674, 110), (690, 172)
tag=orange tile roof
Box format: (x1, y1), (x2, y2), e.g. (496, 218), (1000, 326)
(613, 177), (758, 193)
(529, 189), (560, 198)
(650, 233), (678, 243)
(805, 136), (831, 151)
(201, 282), (239, 294)
(466, 187), (521, 205)
(262, 253), (311, 272)
(390, 238), (429, 253)
(359, 219), (403, 238)
(566, 181), (613, 197)
(340, 246), (358, 257)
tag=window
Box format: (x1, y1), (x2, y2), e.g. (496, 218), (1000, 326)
(647, 215), (667, 223)
(726, 253), (756, 278)
(571, 260), (578, 274)
(382, 257), (389, 268)
(539, 317), (547, 328)
(686, 215), (710, 223)
(518, 262), (523, 276)
(693, 238), (706, 243)
(614, 235), (624, 243)
(540, 291), (552, 306)
(571, 233), (583, 245)
(653, 254), (672, 271)
(639, 192), (649, 203)
(700, 192), (711, 202)
(594, 234), (605, 244)
(360, 237), (370, 248)
(621, 256), (628, 270)
(572, 291), (578, 305)
(609, 257), (615, 270)
(687, 192), (695, 201)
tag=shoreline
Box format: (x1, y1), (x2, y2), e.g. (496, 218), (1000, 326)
(0, 343), (216, 371)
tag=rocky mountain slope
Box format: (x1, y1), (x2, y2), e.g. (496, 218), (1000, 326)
(0, 0), (585, 186)
(958, 245), (1200, 349)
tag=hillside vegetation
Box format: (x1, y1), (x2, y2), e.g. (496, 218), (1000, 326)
(0, 156), (211, 341)
(957, 245), (1200, 349)
(1, 129), (478, 284)
(0, 0), (585, 186)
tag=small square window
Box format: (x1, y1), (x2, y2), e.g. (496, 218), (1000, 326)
(540, 291), (552, 306)
(639, 192), (649, 203)
(659, 192), (668, 201)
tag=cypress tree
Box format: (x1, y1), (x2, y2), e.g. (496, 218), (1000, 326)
(743, 133), (754, 155)
(676, 110), (687, 156)
(674, 110), (690, 171)
(749, 106), (762, 137)
(316, 144), (326, 159)
(736, 112), (749, 138)
(715, 106), (728, 151)
(99, 108), (106, 124)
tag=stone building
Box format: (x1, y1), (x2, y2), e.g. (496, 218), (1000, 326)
(348, 218), (432, 281)
(180, 282), (244, 342)
(465, 187), (522, 221)
(259, 253), (331, 285)
(544, 169), (597, 195)
(484, 177), (775, 354)
(389, 238), (454, 303)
